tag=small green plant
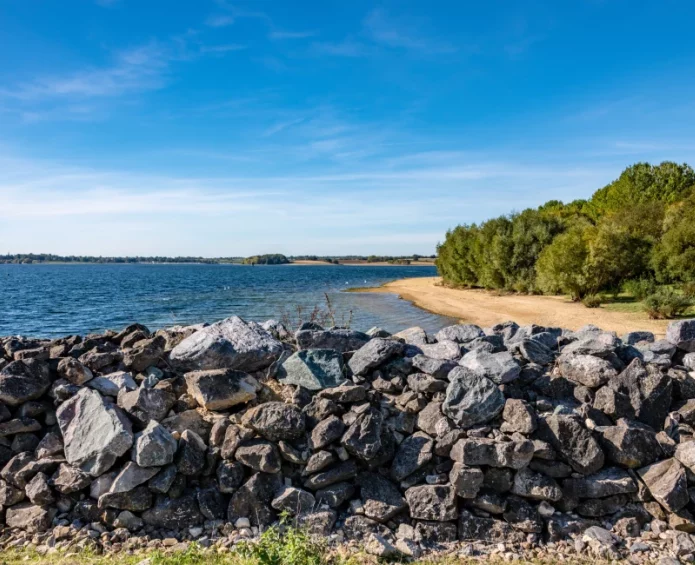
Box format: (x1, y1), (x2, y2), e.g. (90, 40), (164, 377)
(682, 281), (695, 299)
(644, 288), (694, 319)
(238, 524), (327, 565)
(581, 294), (602, 308)
(622, 278), (657, 300)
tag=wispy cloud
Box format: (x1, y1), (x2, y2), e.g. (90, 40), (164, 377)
(310, 39), (370, 58)
(363, 9), (457, 54)
(263, 117), (306, 137)
(199, 43), (247, 55)
(205, 14), (235, 28)
(269, 30), (316, 40)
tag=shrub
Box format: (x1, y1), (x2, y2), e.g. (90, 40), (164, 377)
(238, 524), (327, 565)
(644, 288), (694, 319)
(682, 281), (695, 299)
(582, 294), (602, 308)
(623, 278), (657, 300)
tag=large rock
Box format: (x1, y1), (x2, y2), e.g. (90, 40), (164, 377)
(0, 360), (51, 406)
(185, 369), (259, 411)
(358, 472), (407, 522)
(109, 462), (159, 493)
(458, 350), (521, 384)
(295, 328), (370, 353)
(57, 357), (93, 385)
(450, 438), (534, 469)
(341, 408), (382, 461)
(435, 324), (484, 343)
(563, 467), (637, 499)
(141, 494), (203, 529)
(536, 414), (604, 475)
(348, 338), (405, 376)
(405, 485), (457, 521)
(638, 458), (689, 512)
(117, 386), (176, 425)
(5, 502), (56, 532)
(235, 440), (281, 474)
(123, 335), (165, 372)
(391, 432), (433, 481)
(51, 463), (91, 494)
(442, 367), (504, 428)
(271, 486), (316, 515)
(411, 355), (457, 380)
(57, 388), (133, 477)
(500, 399), (537, 434)
(170, 316), (283, 371)
(278, 349), (347, 391)
(558, 354), (618, 388)
(133, 420), (177, 467)
(667, 319), (695, 352)
(88, 371), (137, 397)
(449, 463), (484, 499)
(242, 402), (305, 442)
(228, 472), (283, 527)
(510, 467), (562, 501)
(599, 418), (662, 468)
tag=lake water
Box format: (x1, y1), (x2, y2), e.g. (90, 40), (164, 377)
(0, 264), (453, 338)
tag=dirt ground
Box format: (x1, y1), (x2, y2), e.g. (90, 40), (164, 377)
(358, 276), (671, 337)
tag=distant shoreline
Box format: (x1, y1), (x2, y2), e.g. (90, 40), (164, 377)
(354, 276), (672, 336)
(1, 260), (437, 267)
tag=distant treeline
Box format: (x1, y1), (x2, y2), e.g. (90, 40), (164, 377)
(242, 254), (290, 265)
(436, 161), (695, 300)
(0, 254), (244, 265)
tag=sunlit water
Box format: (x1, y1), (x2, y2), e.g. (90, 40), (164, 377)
(0, 264), (453, 338)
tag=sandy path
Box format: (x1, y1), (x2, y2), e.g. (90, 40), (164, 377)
(358, 277), (670, 337)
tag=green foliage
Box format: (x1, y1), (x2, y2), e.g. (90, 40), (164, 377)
(243, 254), (290, 265)
(581, 294), (602, 308)
(644, 288), (694, 319)
(437, 161), (695, 298)
(623, 278), (657, 300)
(238, 525), (327, 565)
(682, 282), (695, 299)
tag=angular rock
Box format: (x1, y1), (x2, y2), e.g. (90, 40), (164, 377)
(419, 340), (464, 361)
(449, 462), (484, 499)
(442, 367), (504, 428)
(25, 472), (53, 505)
(341, 407), (382, 461)
(123, 335), (165, 372)
(117, 386), (176, 426)
(99, 485), (153, 511)
(271, 486), (316, 515)
(235, 440), (281, 474)
(87, 371), (137, 397)
(411, 355), (457, 380)
(393, 326), (429, 346)
(315, 482), (354, 508)
(242, 402), (305, 442)
(536, 414), (604, 475)
(196, 487), (226, 520)
(667, 319), (695, 352)
(109, 462), (159, 493)
(358, 472), (407, 522)
(142, 494), (203, 528)
(133, 420), (177, 467)
(0, 360), (51, 406)
(391, 431), (433, 481)
(348, 338), (404, 376)
(51, 463), (91, 494)
(599, 419), (662, 468)
(57, 357), (93, 385)
(176, 429), (207, 475)
(170, 316), (283, 371)
(500, 398), (537, 434)
(450, 438), (534, 470)
(311, 415), (345, 450)
(304, 459), (358, 490)
(228, 472), (283, 527)
(57, 388), (133, 476)
(638, 458), (689, 512)
(458, 510), (525, 543)
(5, 502), (56, 532)
(564, 467), (637, 499)
(217, 460), (245, 493)
(405, 485), (457, 521)
(278, 349), (347, 391)
(435, 324), (484, 344)
(511, 467), (562, 501)
(185, 369), (259, 411)
(459, 349), (521, 385)
(295, 328), (370, 352)
(558, 354), (618, 388)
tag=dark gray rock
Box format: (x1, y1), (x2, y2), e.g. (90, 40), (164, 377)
(500, 398), (537, 434)
(117, 386), (176, 426)
(459, 349), (521, 384)
(449, 462), (483, 499)
(503, 496), (542, 532)
(315, 482), (354, 508)
(51, 463), (91, 494)
(418, 340), (464, 361)
(405, 485), (457, 521)
(458, 510), (526, 543)
(109, 462), (158, 494)
(638, 458), (689, 512)
(450, 438), (534, 469)
(563, 467), (637, 499)
(133, 420), (177, 467)
(176, 429), (207, 475)
(99, 485), (153, 511)
(348, 338), (405, 376)
(511, 467), (562, 501)
(558, 354), (618, 388)
(25, 472), (53, 505)
(57, 357), (93, 385)
(358, 472), (406, 522)
(271, 486), (316, 515)
(411, 355), (457, 380)
(536, 414), (604, 475)
(599, 418), (662, 468)
(0, 360), (51, 406)
(170, 316), (284, 371)
(442, 367), (504, 428)
(667, 319), (695, 352)
(311, 415), (345, 450)
(235, 440), (281, 474)
(242, 402), (305, 442)
(304, 460), (358, 490)
(142, 494), (203, 528)
(217, 460), (245, 493)
(278, 349), (347, 391)
(341, 407), (382, 461)
(296, 328), (370, 353)
(391, 431), (433, 481)
(228, 472), (283, 527)
(197, 487), (226, 520)
(435, 324), (484, 344)
(514, 339), (554, 365)
(5, 502), (56, 532)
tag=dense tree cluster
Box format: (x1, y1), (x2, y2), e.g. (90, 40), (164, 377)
(0, 254), (243, 264)
(242, 254), (291, 265)
(436, 162), (695, 300)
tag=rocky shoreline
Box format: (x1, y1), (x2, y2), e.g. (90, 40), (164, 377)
(1, 317), (695, 563)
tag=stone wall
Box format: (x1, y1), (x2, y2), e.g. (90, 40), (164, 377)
(1, 316), (695, 559)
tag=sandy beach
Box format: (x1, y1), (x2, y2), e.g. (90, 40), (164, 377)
(357, 276), (671, 337)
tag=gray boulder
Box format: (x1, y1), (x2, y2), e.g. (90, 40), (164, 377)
(435, 324), (485, 343)
(242, 402), (305, 442)
(449, 462), (484, 499)
(117, 386), (176, 426)
(667, 319), (695, 352)
(514, 339), (554, 365)
(57, 388), (133, 477)
(311, 416), (345, 450)
(235, 440), (281, 474)
(450, 438), (534, 469)
(133, 420), (177, 467)
(25, 473), (53, 505)
(459, 349), (521, 384)
(5, 502), (56, 532)
(442, 367), (504, 428)
(0, 360), (51, 406)
(622, 331), (655, 345)
(348, 338), (405, 376)
(536, 414), (604, 475)
(558, 354), (618, 388)
(228, 472), (283, 527)
(278, 349), (347, 391)
(500, 399), (537, 434)
(296, 328), (370, 352)
(404, 485), (457, 521)
(563, 467), (637, 499)
(271, 486), (316, 515)
(358, 472), (407, 522)
(109, 462), (159, 493)
(411, 355), (457, 380)
(57, 357), (93, 385)
(185, 369), (259, 411)
(176, 429), (207, 475)
(170, 316), (284, 371)
(87, 371), (137, 397)
(142, 494), (203, 529)
(419, 340), (463, 361)
(391, 431), (433, 481)
(638, 458), (689, 512)
(51, 463), (91, 494)
(511, 467), (562, 501)
(341, 408), (382, 461)
(599, 418), (662, 468)
(393, 327), (429, 346)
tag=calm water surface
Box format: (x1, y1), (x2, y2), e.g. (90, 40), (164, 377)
(0, 264), (453, 338)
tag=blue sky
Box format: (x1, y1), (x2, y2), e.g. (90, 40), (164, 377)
(2, 1), (695, 256)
